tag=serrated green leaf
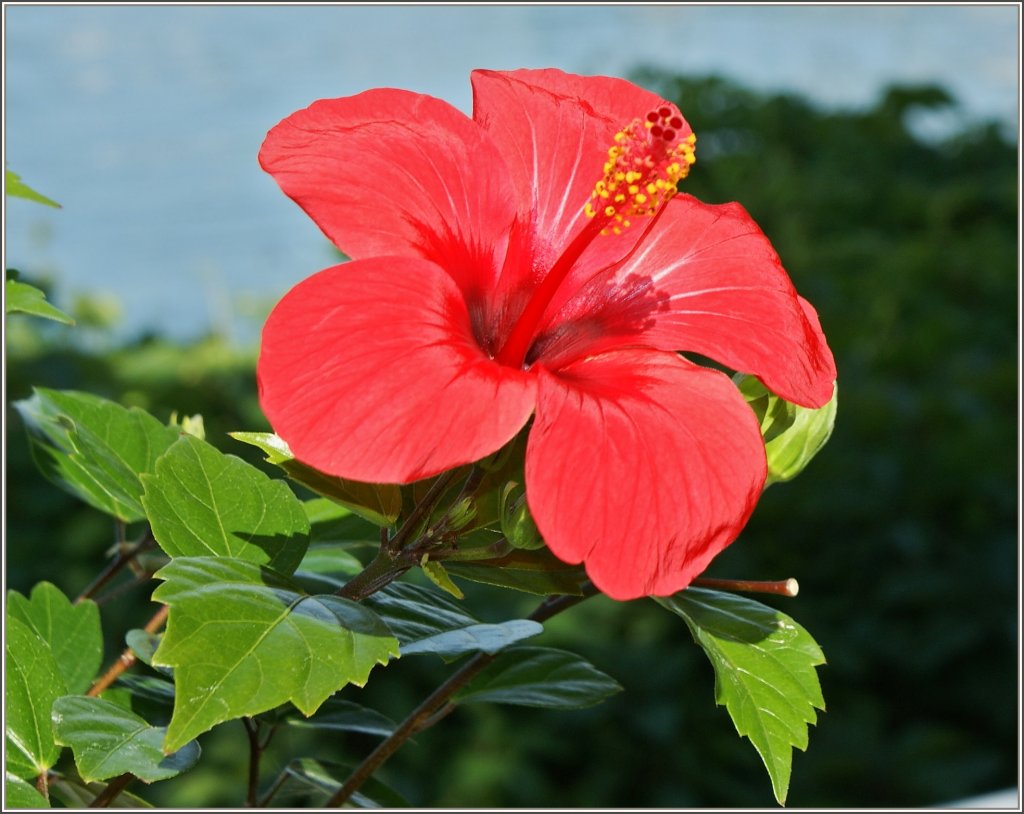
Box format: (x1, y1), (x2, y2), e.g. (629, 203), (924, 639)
(402, 620), (543, 658)
(286, 699), (397, 738)
(6, 170), (61, 207)
(151, 557), (399, 752)
(5, 771), (49, 808)
(420, 556), (464, 599)
(51, 695), (200, 783)
(444, 547), (586, 596)
(5, 617), (66, 778)
(6, 277), (74, 323)
(737, 374), (838, 486)
(13, 389), (182, 522)
(455, 646), (622, 709)
(231, 432), (401, 526)
(656, 588), (826, 805)
(141, 435), (309, 574)
(7, 583), (102, 695)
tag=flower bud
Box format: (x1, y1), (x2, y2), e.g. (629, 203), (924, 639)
(736, 374), (838, 487)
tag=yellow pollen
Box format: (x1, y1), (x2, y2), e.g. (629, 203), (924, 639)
(586, 104), (697, 230)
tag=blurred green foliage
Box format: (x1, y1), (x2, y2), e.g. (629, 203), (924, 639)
(5, 72), (1017, 806)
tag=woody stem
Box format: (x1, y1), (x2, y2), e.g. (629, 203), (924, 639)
(325, 582), (600, 807)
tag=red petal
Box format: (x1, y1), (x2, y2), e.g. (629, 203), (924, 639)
(526, 349), (767, 601)
(259, 89), (518, 295)
(471, 69), (686, 278)
(538, 195), (836, 407)
(258, 257), (537, 484)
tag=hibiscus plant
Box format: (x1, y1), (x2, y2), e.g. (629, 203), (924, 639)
(7, 69), (837, 808)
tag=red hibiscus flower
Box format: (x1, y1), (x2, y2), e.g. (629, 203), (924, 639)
(257, 68), (836, 601)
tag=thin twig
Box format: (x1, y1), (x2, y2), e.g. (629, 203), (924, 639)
(384, 469), (461, 554)
(325, 581), (600, 807)
(242, 718), (262, 807)
(255, 764), (291, 808)
(91, 570), (158, 607)
(337, 469), (468, 601)
(692, 576), (800, 597)
(88, 773), (134, 807)
(86, 604), (169, 697)
(35, 770), (49, 802)
(75, 524), (153, 604)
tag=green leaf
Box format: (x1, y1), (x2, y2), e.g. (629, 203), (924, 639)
(276, 757), (410, 808)
(455, 646), (622, 709)
(444, 547), (587, 596)
(303, 498), (380, 547)
(364, 581), (479, 647)
(737, 374), (838, 486)
(655, 588), (827, 805)
(5, 772), (49, 808)
(499, 481), (544, 550)
(49, 777), (153, 808)
(286, 699), (397, 738)
(113, 674), (176, 710)
(293, 543), (365, 592)
(5, 617), (66, 779)
(151, 557), (399, 752)
(401, 620), (543, 658)
(51, 696), (200, 783)
(124, 630), (163, 669)
(6, 277), (74, 323)
(420, 555), (465, 599)
(7, 582), (102, 694)
(6, 169), (60, 207)
(364, 581), (541, 661)
(231, 432), (401, 526)
(14, 389), (182, 522)
(141, 435), (310, 575)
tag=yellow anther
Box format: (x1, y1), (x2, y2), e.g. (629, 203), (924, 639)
(584, 106), (697, 233)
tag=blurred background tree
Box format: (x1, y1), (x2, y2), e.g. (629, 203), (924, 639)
(5, 70), (1017, 807)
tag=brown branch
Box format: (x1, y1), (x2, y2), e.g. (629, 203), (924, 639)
(35, 770), (49, 802)
(384, 468), (461, 554)
(324, 581), (600, 807)
(242, 718), (262, 807)
(75, 523), (153, 604)
(86, 604), (169, 697)
(88, 773), (134, 808)
(692, 576), (800, 597)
